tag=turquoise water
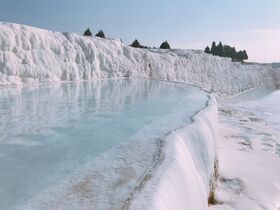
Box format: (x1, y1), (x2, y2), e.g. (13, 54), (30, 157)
(0, 79), (206, 209)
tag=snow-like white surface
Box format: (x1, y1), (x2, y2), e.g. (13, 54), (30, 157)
(0, 22), (279, 95)
(1, 22), (279, 210)
(211, 89), (280, 210)
(0, 79), (217, 210)
(130, 95), (219, 210)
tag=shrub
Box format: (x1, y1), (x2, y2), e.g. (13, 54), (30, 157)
(95, 30), (105, 38)
(205, 46), (211, 54)
(83, 28), (92, 37)
(211, 42), (217, 55)
(206, 41), (249, 61)
(160, 41), (171, 49)
(130, 39), (142, 48)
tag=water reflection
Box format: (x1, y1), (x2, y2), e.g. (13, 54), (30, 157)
(0, 79), (192, 209)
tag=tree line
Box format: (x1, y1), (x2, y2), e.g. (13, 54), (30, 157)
(83, 28), (105, 38)
(83, 28), (249, 60)
(83, 28), (171, 49)
(205, 41), (248, 61)
(130, 39), (170, 49)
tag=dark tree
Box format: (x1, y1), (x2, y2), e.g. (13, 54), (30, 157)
(223, 45), (230, 57)
(206, 41), (248, 62)
(242, 50), (248, 60)
(222, 45), (228, 57)
(236, 50), (249, 61)
(211, 41), (217, 55)
(205, 46), (211, 54)
(231, 47), (238, 59)
(236, 51), (244, 61)
(223, 45), (237, 58)
(95, 30), (105, 38)
(130, 39), (141, 48)
(216, 41), (224, 56)
(83, 28), (92, 37)
(160, 41), (171, 49)
(130, 39), (150, 49)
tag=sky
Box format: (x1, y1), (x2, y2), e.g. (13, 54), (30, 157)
(0, 0), (279, 63)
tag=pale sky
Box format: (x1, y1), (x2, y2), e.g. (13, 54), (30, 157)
(0, 0), (279, 63)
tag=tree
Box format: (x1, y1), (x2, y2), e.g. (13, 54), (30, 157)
(211, 41), (217, 55)
(83, 28), (92, 37)
(223, 45), (236, 58)
(130, 39), (142, 48)
(216, 41), (224, 56)
(205, 46), (211, 54)
(130, 39), (150, 49)
(206, 41), (248, 62)
(236, 51), (244, 61)
(233, 50), (248, 62)
(242, 50), (248, 60)
(223, 45), (230, 57)
(95, 30), (105, 38)
(160, 41), (171, 49)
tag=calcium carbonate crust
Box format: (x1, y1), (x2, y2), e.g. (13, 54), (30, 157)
(0, 22), (279, 95)
(127, 93), (219, 210)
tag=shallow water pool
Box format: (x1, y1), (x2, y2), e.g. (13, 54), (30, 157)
(0, 79), (208, 209)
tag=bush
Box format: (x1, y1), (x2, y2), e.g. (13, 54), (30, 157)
(211, 42), (217, 55)
(130, 39), (150, 49)
(130, 39), (142, 48)
(216, 42), (224, 57)
(83, 28), (92, 37)
(160, 41), (171, 49)
(95, 30), (105, 38)
(206, 41), (248, 61)
(205, 46), (211, 54)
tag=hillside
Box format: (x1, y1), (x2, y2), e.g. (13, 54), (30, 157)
(0, 22), (279, 95)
